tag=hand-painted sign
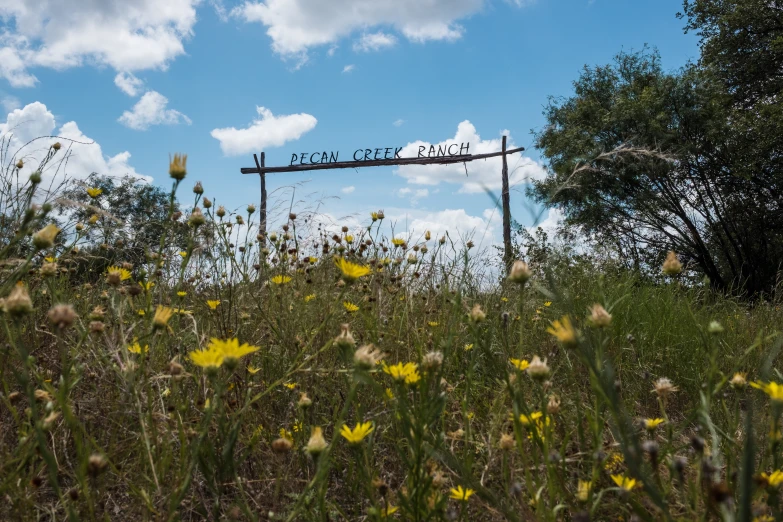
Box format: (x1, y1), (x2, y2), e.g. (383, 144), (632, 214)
(290, 142), (471, 166)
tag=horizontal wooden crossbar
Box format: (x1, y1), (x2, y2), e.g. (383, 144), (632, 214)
(240, 146), (525, 175)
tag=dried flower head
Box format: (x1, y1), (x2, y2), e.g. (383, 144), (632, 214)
(48, 304), (77, 329)
(652, 377), (678, 398)
(527, 356), (550, 380)
(662, 251), (682, 276)
(588, 304), (612, 328)
(508, 260), (532, 284)
(5, 283), (33, 316)
(469, 304), (486, 323)
(354, 344), (383, 369)
(306, 426), (327, 455)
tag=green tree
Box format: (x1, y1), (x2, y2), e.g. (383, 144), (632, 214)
(57, 173), (189, 281)
(530, 48), (783, 296)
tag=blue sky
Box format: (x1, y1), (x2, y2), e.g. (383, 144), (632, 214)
(0, 0), (698, 245)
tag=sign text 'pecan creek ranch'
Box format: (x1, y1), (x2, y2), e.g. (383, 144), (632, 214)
(289, 142), (472, 166)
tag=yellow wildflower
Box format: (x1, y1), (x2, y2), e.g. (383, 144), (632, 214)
(127, 342), (149, 354)
(283, 382), (297, 390)
(189, 347), (223, 370)
(177, 291), (187, 297)
(391, 238), (406, 247)
(340, 421), (374, 444)
(383, 362), (420, 384)
(271, 275), (292, 285)
(86, 187), (103, 198)
(761, 470), (783, 487)
(247, 365), (260, 375)
(153, 306), (173, 328)
(547, 316), (577, 346)
(304, 294), (316, 302)
(335, 257), (371, 282)
(140, 281), (154, 291)
(343, 301), (359, 313)
(208, 338), (260, 365)
(449, 486), (474, 501)
(206, 300), (221, 309)
(644, 418), (665, 431)
(509, 358), (529, 371)
(751, 381), (783, 403)
(464, 343), (474, 351)
(107, 265), (132, 282)
(577, 480), (591, 502)
(611, 474), (638, 491)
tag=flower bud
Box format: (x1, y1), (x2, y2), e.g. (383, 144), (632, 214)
(216, 206), (226, 218)
(193, 181), (203, 194)
(306, 427), (327, 455)
(32, 224), (60, 250)
(169, 153), (187, 180)
(203, 197), (212, 208)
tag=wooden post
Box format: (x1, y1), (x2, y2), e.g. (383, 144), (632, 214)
(501, 135), (512, 272)
(253, 152), (267, 238)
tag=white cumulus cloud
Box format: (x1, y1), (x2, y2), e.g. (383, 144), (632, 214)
(396, 120), (546, 194)
(0, 0), (198, 87)
(231, 0), (530, 59)
(341, 186), (355, 194)
(407, 208), (497, 242)
(114, 72), (145, 97)
(342, 64), (355, 73)
(210, 106), (317, 156)
(353, 32), (397, 52)
(118, 91), (191, 131)
(0, 101), (148, 184)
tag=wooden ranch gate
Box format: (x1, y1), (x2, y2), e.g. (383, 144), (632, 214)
(240, 136), (524, 270)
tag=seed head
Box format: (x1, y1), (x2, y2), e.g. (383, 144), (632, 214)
(216, 206), (226, 218)
(499, 433), (515, 451)
(48, 304), (77, 329)
(193, 181), (203, 194)
(87, 454), (108, 477)
(40, 262), (58, 277)
(547, 394), (561, 414)
(469, 304), (486, 323)
(589, 303), (612, 327)
(271, 437), (293, 454)
(422, 351), (443, 371)
(5, 283), (33, 316)
(652, 377), (678, 398)
(203, 197), (212, 208)
(729, 373), (747, 390)
(354, 344), (383, 369)
(189, 207), (206, 227)
(508, 260), (532, 284)
(334, 324), (356, 349)
(527, 356), (550, 380)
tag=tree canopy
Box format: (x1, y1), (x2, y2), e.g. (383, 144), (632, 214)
(530, 2), (783, 297)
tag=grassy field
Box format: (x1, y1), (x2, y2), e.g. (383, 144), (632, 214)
(2, 159), (783, 521)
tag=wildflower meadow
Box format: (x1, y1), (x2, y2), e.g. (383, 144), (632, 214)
(1, 150), (783, 522)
